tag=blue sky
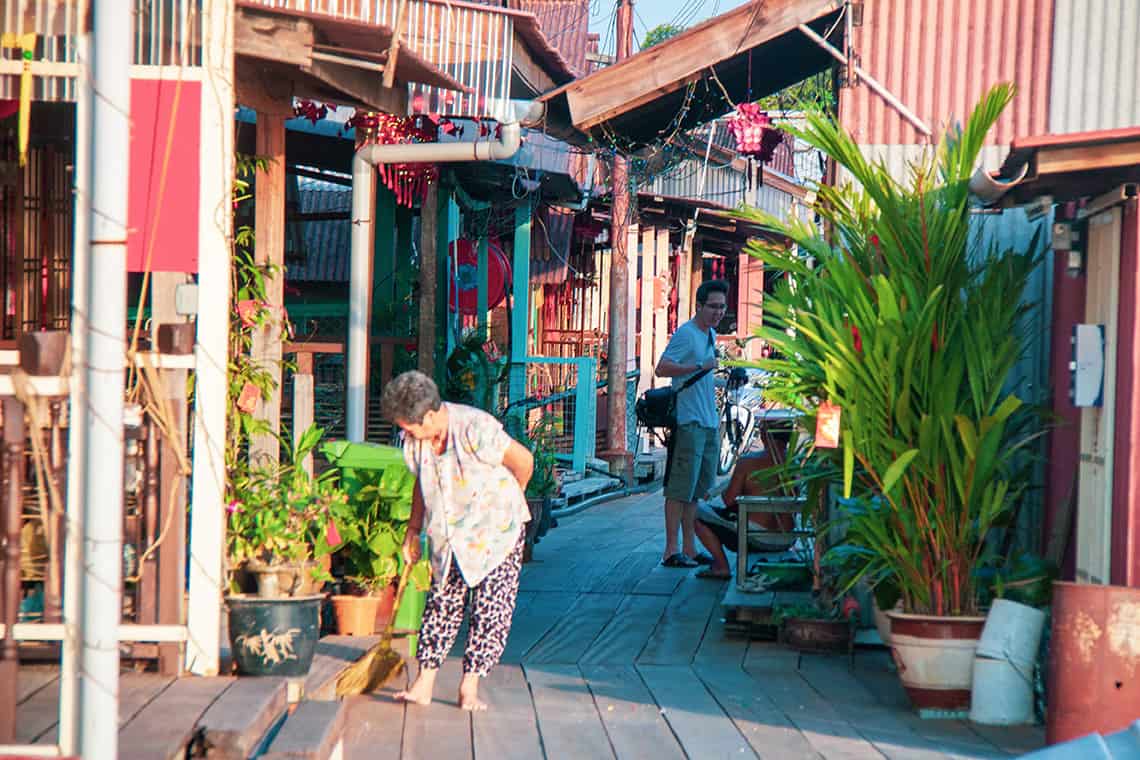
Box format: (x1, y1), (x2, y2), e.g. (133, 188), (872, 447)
(587, 0), (750, 54)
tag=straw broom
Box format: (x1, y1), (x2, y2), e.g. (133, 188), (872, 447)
(336, 557), (416, 696)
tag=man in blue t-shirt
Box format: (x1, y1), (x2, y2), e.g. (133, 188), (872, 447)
(654, 279), (728, 568)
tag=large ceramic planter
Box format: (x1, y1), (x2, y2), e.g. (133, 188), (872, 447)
(888, 611), (986, 713)
(227, 594), (322, 677)
(246, 559), (324, 598)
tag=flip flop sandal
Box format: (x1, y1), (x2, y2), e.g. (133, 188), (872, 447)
(661, 553), (698, 568)
(691, 552), (715, 566)
(696, 568), (732, 580)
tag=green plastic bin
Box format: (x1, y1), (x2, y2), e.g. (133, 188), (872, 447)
(319, 440), (408, 497)
(320, 440), (429, 646)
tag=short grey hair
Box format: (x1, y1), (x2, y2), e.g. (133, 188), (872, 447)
(381, 370), (441, 424)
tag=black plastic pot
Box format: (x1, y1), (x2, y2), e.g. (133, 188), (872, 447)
(226, 594), (322, 677)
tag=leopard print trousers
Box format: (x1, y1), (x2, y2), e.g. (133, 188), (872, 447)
(416, 529), (525, 675)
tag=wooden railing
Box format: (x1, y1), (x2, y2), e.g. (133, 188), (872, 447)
(0, 330), (192, 741)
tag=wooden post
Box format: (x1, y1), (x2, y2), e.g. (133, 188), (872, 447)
(509, 201), (532, 406)
(157, 367), (187, 675)
(418, 183), (439, 380)
(637, 226), (654, 398)
(0, 397), (25, 742)
(677, 234), (693, 329)
(138, 415), (160, 631)
(42, 399), (64, 624)
(250, 111), (286, 464)
(653, 226), (669, 387)
(293, 352), (315, 476)
(443, 196), (459, 359)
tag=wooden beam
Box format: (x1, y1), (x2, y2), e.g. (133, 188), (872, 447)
(250, 112), (286, 465)
(564, 0), (836, 131)
(300, 58), (408, 115)
(234, 7), (313, 67)
(1036, 140), (1140, 176)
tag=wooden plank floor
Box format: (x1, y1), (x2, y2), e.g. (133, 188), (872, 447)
(342, 490), (1046, 759)
(15, 490), (1047, 758)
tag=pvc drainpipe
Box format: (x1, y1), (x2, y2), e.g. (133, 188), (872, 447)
(80, 3), (131, 758)
(346, 101), (544, 440)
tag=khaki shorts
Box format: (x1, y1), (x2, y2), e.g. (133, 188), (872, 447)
(664, 423), (719, 503)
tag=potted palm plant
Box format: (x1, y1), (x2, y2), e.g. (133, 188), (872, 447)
(739, 83), (1045, 713)
(225, 423), (341, 676)
(522, 415), (560, 561)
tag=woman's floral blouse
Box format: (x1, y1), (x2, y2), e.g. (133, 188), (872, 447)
(403, 402), (530, 586)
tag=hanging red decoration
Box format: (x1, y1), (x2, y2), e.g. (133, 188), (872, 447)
(727, 103), (785, 163)
(348, 111), (443, 208)
(293, 99), (334, 124)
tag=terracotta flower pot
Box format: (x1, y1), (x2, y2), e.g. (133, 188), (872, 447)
(330, 594), (383, 636)
(372, 583), (398, 631)
(888, 611), (986, 714)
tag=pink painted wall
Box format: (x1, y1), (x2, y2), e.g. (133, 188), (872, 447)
(1044, 220), (1086, 580)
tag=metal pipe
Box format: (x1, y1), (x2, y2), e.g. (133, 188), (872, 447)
(58, 3), (90, 752)
(797, 22), (933, 138)
(345, 101), (543, 440)
(80, 1), (131, 757)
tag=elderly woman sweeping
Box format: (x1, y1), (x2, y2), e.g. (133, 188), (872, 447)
(382, 370), (534, 711)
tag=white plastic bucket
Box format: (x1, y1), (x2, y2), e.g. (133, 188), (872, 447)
(969, 657), (1035, 725)
(976, 599), (1046, 669)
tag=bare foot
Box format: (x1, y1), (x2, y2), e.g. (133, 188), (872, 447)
(395, 669), (436, 706)
(458, 674), (487, 712)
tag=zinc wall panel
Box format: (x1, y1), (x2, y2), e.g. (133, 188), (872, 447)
(1050, 0), (1140, 133)
(839, 0), (1053, 146)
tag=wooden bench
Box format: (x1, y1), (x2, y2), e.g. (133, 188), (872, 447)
(733, 495), (811, 589)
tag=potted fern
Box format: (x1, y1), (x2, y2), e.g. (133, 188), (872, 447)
(740, 83), (1045, 712)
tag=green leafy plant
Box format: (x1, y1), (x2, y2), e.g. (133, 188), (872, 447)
(444, 329), (508, 413)
(739, 83), (1046, 617)
(518, 413), (560, 500)
(319, 457), (430, 594)
(226, 423), (342, 578)
(228, 153), (296, 475)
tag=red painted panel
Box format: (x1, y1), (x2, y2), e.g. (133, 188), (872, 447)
(1111, 198), (1140, 587)
(1043, 239), (1086, 580)
(127, 78), (201, 273)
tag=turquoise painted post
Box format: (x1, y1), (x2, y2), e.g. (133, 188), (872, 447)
(373, 185), (396, 332)
(509, 201), (532, 406)
(476, 235), (489, 341)
(446, 196), (460, 354)
(573, 356), (598, 473)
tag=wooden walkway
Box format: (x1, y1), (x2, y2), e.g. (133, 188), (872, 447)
(12, 490), (1046, 758)
(342, 490), (1046, 759)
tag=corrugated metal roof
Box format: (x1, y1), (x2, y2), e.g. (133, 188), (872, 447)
(839, 0), (1053, 146)
(286, 179), (352, 283)
(506, 0), (590, 77)
(1049, 0), (1140, 134)
(248, 0), (574, 121)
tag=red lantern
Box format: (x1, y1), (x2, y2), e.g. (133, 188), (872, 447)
(727, 103), (785, 163)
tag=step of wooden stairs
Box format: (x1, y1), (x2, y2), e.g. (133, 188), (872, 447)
(259, 700), (348, 760)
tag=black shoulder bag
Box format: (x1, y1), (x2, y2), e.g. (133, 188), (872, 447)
(635, 367), (713, 430)
(636, 329), (715, 430)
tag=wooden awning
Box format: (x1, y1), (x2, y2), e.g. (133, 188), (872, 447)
(995, 127), (1140, 204)
(235, 3), (468, 114)
(539, 0), (843, 149)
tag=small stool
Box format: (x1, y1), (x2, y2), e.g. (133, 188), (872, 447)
(734, 495), (811, 589)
